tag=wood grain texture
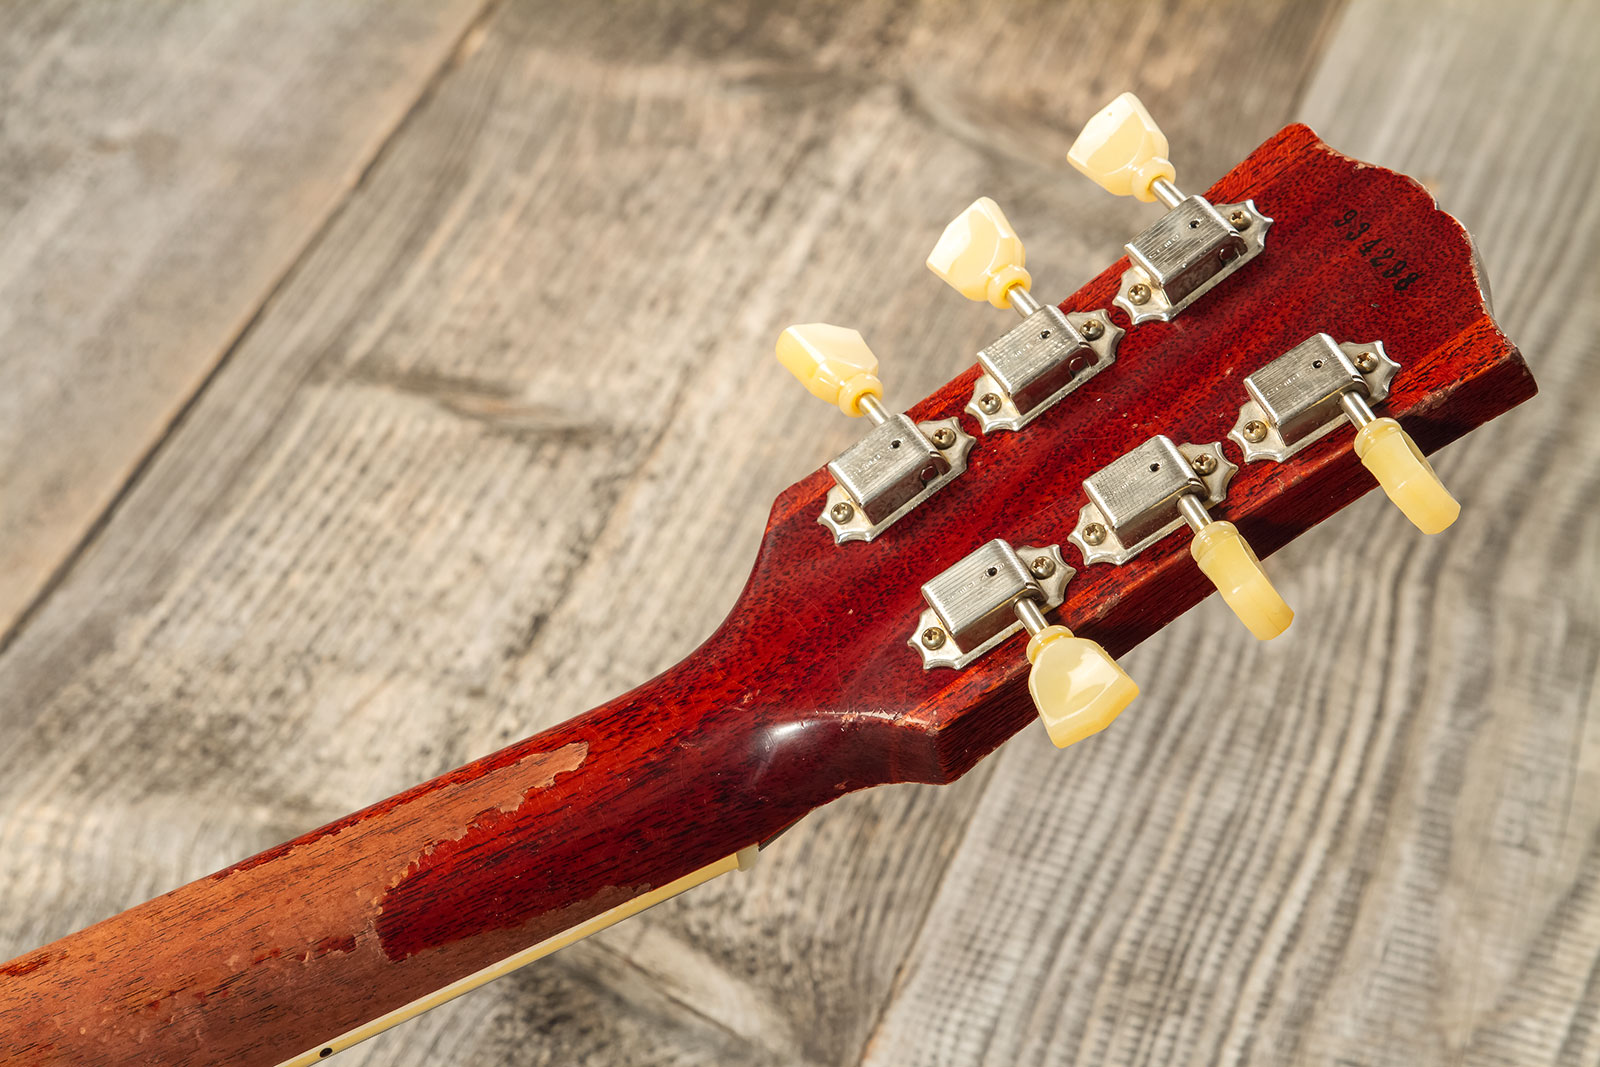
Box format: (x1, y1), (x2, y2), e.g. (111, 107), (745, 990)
(0, 0), (1591, 1065)
(0, 0), (489, 638)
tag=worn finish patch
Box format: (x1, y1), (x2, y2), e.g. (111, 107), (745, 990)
(0, 739), (591, 1065)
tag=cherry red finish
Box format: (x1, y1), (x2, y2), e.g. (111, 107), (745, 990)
(0, 125), (1535, 1066)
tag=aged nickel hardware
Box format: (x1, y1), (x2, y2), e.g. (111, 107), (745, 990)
(1069, 435), (1293, 641)
(909, 539), (1138, 750)
(1068, 92), (1270, 325)
(1230, 333), (1459, 534)
(928, 198), (1122, 433)
(775, 322), (974, 545)
(1070, 437), (1235, 565)
(910, 540), (1073, 670)
(1229, 334), (1399, 463)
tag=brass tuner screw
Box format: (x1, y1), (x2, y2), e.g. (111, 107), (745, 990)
(1191, 452), (1218, 476)
(829, 501), (855, 523)
(1242, 419), (1268, 443)
(920, 627), (947, 650)
(930, 426), (957, 449)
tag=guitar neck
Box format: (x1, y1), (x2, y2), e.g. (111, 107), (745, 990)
(0, 634), (898, 1067)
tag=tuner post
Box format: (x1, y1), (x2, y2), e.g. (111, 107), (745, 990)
(1148, 177), (1185, 210)
(1004, 284), (1043, 319)
(856, 393), (890, 426)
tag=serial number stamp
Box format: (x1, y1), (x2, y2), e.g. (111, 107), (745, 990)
(1330, 208), (1423, 293)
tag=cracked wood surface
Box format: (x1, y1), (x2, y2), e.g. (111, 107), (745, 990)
(0, 2), (1596, 1065)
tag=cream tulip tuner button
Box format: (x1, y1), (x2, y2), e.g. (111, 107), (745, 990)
(1066, 91), (1271, 324)
(1354, 418), (1459, 535)
(776, 323), (885, 418)
(925, 198), (1123, 433)
(1229, 334), (1459, 535)
(774, 323), (974, 545)
(1188, 521), (1294, 642)
(926, 197), (1032, 310)
(1026, 624), (1139, 749)
(1067, 91), (1177, 204)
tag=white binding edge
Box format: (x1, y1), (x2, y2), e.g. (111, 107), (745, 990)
(276, 846), (757, 1065)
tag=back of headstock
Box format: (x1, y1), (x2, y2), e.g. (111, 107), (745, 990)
(0, 95), (1538, 1067)
(729, 95), (1535, 786)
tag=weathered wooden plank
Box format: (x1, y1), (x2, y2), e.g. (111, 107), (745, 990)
(0, 1), (1349, 1064)
(862, 3), (1600, 1065)
(0, 0), (490, 640)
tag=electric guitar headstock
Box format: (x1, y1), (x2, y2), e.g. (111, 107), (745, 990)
(733, 93), (1534, 783)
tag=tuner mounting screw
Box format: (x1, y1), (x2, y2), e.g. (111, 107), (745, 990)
(1355, 351), (1379, 373)
(1243, 420), (1268, 443)
(1030, 556), (1056, 579)
(1083, 522), (1107, 546)
(1229, 209), (1249, 229)
(1191, 452), (1218, 476)
(830, 501), (855, 524)
(921, 627), (947, 650)
(979, 393), (1002, 415)
(931, 426), (957, 449)
(1128, 283), (1151, 306)
(1081, 318), (1105, 341)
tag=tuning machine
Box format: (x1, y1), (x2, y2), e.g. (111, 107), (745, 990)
(1230, 334), (1459, 534)
(909, 539), (1137, 750)
(1070, 436), (1293, 641)
(776, 323), (975, 544)
(926, 198), (1122, 433)
(1068, 92), (1270, 325)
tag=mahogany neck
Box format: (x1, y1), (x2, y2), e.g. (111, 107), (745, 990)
(0, 638), (893, 1067)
